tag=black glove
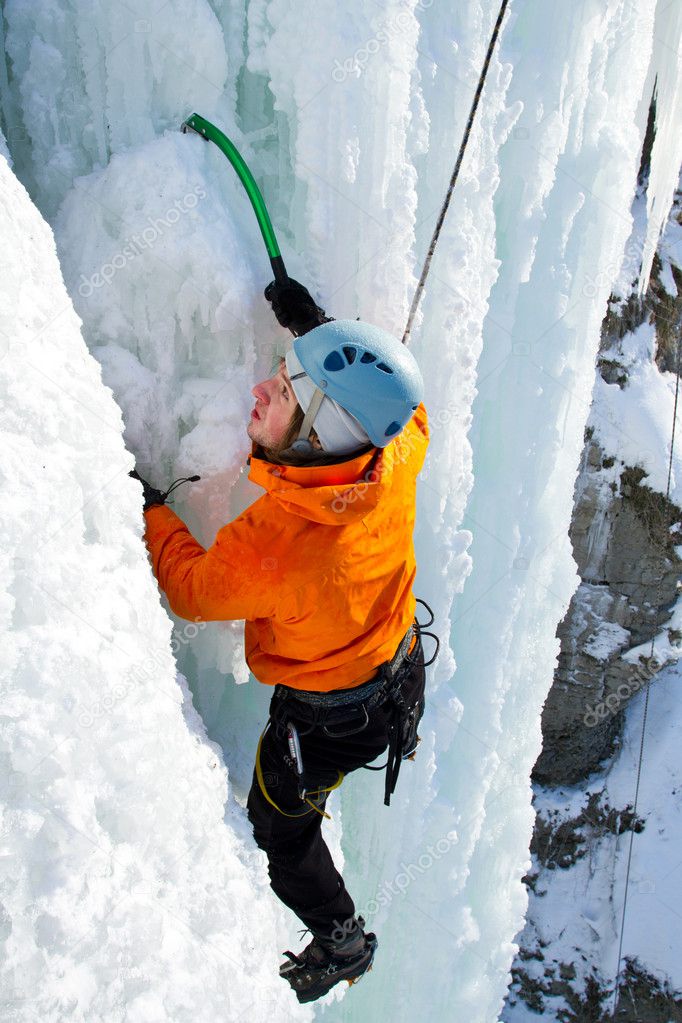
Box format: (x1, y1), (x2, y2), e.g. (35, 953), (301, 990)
(129, 469), (201, 512)
(129, 469), (166, 511)
(264, 278), (333, 336)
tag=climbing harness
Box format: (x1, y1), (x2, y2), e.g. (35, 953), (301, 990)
(256, 598), (440, 816)
(401, 0), (510, 345)
(611, 329), (682, 1019)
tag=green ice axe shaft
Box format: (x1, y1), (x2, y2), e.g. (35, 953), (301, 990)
(181, 112), (288, 285)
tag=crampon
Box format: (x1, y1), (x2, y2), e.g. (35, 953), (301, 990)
(279, 926), (378, 1003)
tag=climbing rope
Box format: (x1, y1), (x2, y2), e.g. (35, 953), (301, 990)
(401, 0), (510, 346)
(611, 326), (682, 1018)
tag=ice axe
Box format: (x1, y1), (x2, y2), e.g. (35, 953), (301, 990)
(181, 112), (289, 288)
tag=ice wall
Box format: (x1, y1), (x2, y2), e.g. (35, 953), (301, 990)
(455, 3), (682, 1020)
(2, 0), (682, 1021)
(638, 0), (682, 291)
(0, 147), (307, 1021)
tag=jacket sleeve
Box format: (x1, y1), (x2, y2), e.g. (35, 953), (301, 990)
(142, 504), (277, 622)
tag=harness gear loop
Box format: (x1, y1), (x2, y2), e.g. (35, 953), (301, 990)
(406, 597), (440, 667)
(322, 703), (370, 738)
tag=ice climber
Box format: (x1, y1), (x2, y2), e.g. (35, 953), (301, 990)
(132, 279), (436, 1003)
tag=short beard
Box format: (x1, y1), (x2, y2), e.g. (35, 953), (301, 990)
(253, 403), (372, 467)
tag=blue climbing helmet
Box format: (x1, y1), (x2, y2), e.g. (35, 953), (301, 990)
(288, 319), (424, 449)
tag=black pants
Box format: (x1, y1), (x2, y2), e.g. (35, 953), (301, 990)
(246, 635), (425, 939)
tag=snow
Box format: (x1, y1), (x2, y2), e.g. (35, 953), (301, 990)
(610, 663), (682, 987)
(623, 599), (682, 669)
(588, 173), (682, 509)
(1, 0), (681, 1020)
(659, 253), (678, 296)
(583, 621), (631, 662)
(504, 659), (682, 1021)
(591, 320), (682, 503)
(587, 179), (682, 675)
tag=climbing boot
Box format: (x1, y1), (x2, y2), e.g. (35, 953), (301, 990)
(279, 916), (378, 1003)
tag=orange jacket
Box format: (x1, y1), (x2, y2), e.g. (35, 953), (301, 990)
(143, 403), (429, 691)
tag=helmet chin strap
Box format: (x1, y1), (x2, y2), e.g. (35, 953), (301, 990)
(289, 385), (326, 453)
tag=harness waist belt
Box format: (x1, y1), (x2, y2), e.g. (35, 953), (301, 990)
(274, 622), (416, 709)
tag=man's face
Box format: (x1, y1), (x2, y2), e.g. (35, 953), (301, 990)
(247, 356), (297, 449)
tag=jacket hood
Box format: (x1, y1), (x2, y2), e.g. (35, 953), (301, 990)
(247, 445), (387, 524)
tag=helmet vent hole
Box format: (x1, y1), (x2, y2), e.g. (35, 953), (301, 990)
(323, 351), (345, 372)
(342, 346), (357, 365)
(360, 352), (376, 364)
(376, 362), (393, 374)
(385, 421), (401, 436)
